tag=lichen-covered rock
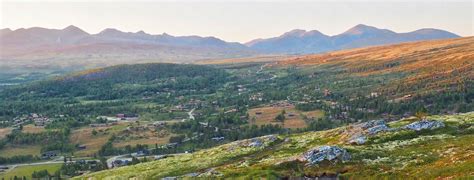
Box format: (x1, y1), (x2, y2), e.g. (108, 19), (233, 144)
(404, 120), (445, 131)
(344, 120), (391, 144)
(362, 119), (386, 129)
(247, 135), (277, 147)
(367, 124), (391, 135)
(198, 168), (223, 177)
(248, 138), (263, 147)
(300, 146), (351, 165)
(349, 135), (367, 145)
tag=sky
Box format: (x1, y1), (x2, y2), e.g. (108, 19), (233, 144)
(0, 0), (473, 43)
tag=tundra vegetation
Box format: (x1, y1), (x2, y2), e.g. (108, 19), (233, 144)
(0, 37), (472, 178)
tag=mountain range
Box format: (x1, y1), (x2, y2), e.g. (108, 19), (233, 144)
(246, 24), (460, 54)
(0, 24), (461, 73)
(0, 25), (252, 58)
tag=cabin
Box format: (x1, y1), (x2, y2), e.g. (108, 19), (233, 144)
(211, 137), (225, 141)
(154, 155), (167, 160)
(113, 159), (130, 167)
(165, 143), (178, 148)
(116, 113), (139, 120)
(41, 151), (59, 159)
(224, 109), (238, 114)
(131, 150), (149, 157)
(76, 145), (87, 150)
(151, 121), (167, 127)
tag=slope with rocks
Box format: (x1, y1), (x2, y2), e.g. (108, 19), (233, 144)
(77, 112), (474, 179)
(278, 37), (474, 97)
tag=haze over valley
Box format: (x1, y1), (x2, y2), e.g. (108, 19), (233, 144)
(0, 0), (472, 179)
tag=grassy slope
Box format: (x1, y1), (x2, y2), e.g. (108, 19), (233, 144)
(279, 37), (474, 95)
(78, 112), (474, 179)
(0, 164), (62, 179)
(0, 145), (42, 158)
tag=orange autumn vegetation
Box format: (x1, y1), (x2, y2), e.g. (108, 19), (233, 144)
(279, 37), (474, 95)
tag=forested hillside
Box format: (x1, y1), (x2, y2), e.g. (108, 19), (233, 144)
(0, 63), (229, 117)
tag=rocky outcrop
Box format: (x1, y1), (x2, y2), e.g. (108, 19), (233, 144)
(227, 135), (278, 151)
(404, 120), (445, 131)
(348, 135), (367, 145)
(299, 146), (351, 166)
(247, 135), (277, 147)
(367, 124), (392, 135)
(362, 120), (386, 129)
(343, 120), (392, 145)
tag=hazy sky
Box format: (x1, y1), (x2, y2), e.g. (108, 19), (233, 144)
(1, 0), (473, 43)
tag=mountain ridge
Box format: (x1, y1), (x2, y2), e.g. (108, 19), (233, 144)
(246, 24), (460, 54)
(0, 24), (462, 73)
(0, 25), (257, 71)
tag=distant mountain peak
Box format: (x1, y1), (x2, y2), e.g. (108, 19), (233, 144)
(136, 30), (148, 35)
(411, 28), (452, 34)
(0, 28), (12, 36)
(62, 25), (89, 35)
(161, 32), (173, 37)
(63, 25), (80, 31)
(342, 24), (383, 35)
(305, 30), (326, 36)
(1, 28), (12, 32)
(98, 28), (124, 35)
(282, 29), (307, 37)
(247, 24), (459, 54)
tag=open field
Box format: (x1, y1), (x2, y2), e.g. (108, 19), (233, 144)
(69, 122), (131, 157)
(112, 124), (173, 148)
(0, 128), (12, 139)
(70, 121), (174, 156)
(21, 124), (47, 133)
(248, 103), (324, 129)
(301, 110), (325, 120)
(0, 145), (42, 158)
(0, 164), (62, 179)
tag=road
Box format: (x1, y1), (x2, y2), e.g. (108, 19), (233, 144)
(1, 156), (65, 174)
(188, 108), (195, 120)
(106, 154), (131, 168)
(106, 152), (187, 169)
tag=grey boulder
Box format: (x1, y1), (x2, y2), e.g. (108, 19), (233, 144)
(404, 120), (445, 131)
(300, 146), (351, 166)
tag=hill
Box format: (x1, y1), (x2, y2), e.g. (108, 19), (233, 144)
(246, 24), (460, 54)
(77, 112), (474, 179)
(0, 63), (230, 116)
(278, 37), (474, 97)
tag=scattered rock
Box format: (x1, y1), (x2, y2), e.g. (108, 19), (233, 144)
(344, 119), (393, 144)
(404, 120), (444, 131)
(367, 124), (391, 135)
(247, 135), (277, 147)
(348, 135), (367, 145)
(198, 168), (223, 177)
(299, 146), (351, 166)
(362, 119), (386, 129)
(183, 172), (199, 177)
(161, 177), (177, 180)
(248, 138), (263, 147)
